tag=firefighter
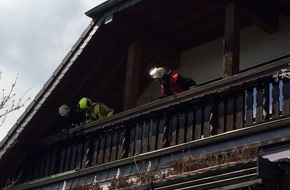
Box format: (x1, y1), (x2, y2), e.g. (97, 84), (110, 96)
(150, 67), (197, 97)
(77, 97), (114, 124)
(58, 104), (86, 130)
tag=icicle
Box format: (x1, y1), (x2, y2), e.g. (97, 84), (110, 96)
(147, 160), (152, 172)
(61, 181), (66, 190)
(92, 175), (97, 186)
(116, 168), (120, 179)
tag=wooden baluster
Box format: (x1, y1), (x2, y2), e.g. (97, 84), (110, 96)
(32, 155), (41, 179)
(29, 156), (37, 180)
(75, 142), (84, 169)
(282, 78), (290, 116)
(226, 96), (234, 131)
(163, 115), (170, 147)
(203, 103), (211, 137)
(142, 120), (150, 153)
(58, 146), (66, 172)
(70, 143), (78, 169)
(86, 136), (96, 167)
(178, 112), (186, 144)
(64, 144), (72, 172)
(81, 138), (89, 168)
(23, 158), (33, 181)
(117, 127), (126, 159)
(97, 133), (106, 164)
(246, 88), (254, 126)
(42, 151), (50, 177)
(256, 84), (263, 123)
(135, 122), (142, 155)
(30, 156), (36, 180)
(217, 99), (225, 134)
(272, 81), (280, 119)
(149, 118), (158, 151)
(111, 129), (119, 161)
(157, 117), (165, 149)
(104, 132), (112, 163)
(263, 82), (270, 120)
(30, 156), (38, 179)
(186, 107), (196, 142)
(129, 123), (136, 157)
(19, 160), (27, 181)
(49, 146), (58, 175)
(195, 104), (203, 140)
(235, 91), (245, 129)
(32, 158), (38, 180)
(38, 153), (47, 178)
(210, 96), (219, 136)
(170, 113), (178, 146)
(92, 136), (100, 166)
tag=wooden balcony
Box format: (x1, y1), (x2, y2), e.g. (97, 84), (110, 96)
(13, 56), (290, 188)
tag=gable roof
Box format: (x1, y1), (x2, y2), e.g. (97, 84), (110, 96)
(1, 0), (290, 184)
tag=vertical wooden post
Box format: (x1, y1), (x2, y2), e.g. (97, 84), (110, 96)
(195, 105), (203, 140)
(272, 81), (280, 119)
(235, 91), (244, 129)
(246, 88), (254, 126)
(224, 0), (240, 78)
(149, 119), (157, 151)
(123, 42), (142, 110)
(282, 79), (290, 116)
(217, 100), (225, 134)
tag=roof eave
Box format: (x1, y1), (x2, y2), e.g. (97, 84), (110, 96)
(85, 0), (124, 19)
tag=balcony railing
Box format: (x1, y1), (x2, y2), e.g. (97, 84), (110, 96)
(17, 56), (290, 183)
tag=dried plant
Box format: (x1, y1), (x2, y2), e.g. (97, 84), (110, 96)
(108, 166), (173, 190)
(107, 146), (259, 189)
(171, 146), (259, 175)
(109, 175), (134, 189)
(69, 184), (102, 190)
(68, 179), (103, 190)
(34, 146), (258, 190)
(0, 145), (260, 190)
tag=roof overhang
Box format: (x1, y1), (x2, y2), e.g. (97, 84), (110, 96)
(1, 0), (290, 185)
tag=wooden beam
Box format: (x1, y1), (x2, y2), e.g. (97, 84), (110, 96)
(110, 13), (180, 69)
(240, 0), (278, 34)
(123, 43), (142, 110)
(224, 0), (240, 78)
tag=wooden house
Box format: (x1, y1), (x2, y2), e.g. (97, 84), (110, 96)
(1, 0), (290, 189)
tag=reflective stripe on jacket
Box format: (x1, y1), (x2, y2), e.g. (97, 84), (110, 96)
(85, 103), (114, 124)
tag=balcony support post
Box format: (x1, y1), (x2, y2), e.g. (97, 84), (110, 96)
(223, 0), (240, 78)
(124, 42), (142, 110)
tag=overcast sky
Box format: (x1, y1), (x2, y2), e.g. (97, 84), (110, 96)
(0, 0), (107, 141)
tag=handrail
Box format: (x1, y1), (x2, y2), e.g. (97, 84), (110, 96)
(39, 55), (290, 146)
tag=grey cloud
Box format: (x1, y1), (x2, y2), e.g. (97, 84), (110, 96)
(0, 0), (105, 141)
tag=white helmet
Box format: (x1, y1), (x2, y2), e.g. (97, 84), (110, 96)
(150, 67), (166, 79)
(59, 104), (70, 116)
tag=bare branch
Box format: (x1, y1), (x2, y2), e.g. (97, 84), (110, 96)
(0, 72), (31, 127)
(2, 172), (22, 190)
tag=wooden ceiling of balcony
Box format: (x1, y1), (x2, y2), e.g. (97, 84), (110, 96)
(1, 0), (290, 184)
(69, 0), (289, 113)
